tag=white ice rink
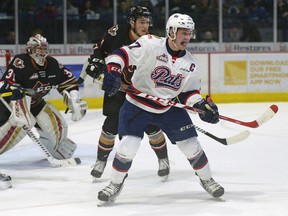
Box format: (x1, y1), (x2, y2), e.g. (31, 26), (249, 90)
(1, 102), (288, 216)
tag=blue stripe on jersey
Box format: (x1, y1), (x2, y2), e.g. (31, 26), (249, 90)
(112, 48), (129, 67)
(177, 90), (200, 104)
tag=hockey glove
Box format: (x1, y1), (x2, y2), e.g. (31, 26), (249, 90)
(0, 81), (25, 100)
(63, 90), (88, 121)
(85, 56), (105, 79)
(102, 63), (122, 96)
(193, 95), (219, 124)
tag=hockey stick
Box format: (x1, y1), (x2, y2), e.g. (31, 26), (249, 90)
(126, 88), (278, 128)
(122, 89), (250, 145)
(218, 105), (278, 128)
(0, 78), (84, 98)
(76, 72), (250, 145)
(75, 71), (249, 145)
(0, 97), (81, 167)
(83, 71), (278, 129)
(192, 125), (249, 145)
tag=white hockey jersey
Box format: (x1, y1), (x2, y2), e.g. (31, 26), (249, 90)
(106, 34), (203, 114)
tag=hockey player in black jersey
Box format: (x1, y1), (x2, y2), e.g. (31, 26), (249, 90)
(0, 34), (87, 190)
(85, 6), (170, 181)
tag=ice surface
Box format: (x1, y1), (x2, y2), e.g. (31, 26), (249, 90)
(1, 102), (288, 216)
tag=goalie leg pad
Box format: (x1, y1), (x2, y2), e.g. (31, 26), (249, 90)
(9, 96), (33, 128)
(0, 121), (26, 154)
(35, 102), (77, 159)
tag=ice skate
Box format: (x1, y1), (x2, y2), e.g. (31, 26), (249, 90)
(97, 174), (128, 207)
(158, 158), (170, 182)
(0, 173), (12, 190)
(200, 177), (224, 198)
(90, 160), (107, 181)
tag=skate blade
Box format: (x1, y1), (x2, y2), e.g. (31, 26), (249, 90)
(160, 175), (169, 182)
(97, 199), (116, 207)
(0, 181), (12, 190)
(92, 177), (100, 183)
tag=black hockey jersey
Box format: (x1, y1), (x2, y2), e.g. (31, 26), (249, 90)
(94, 24), (140, 85)
(2, 53), (78, 114)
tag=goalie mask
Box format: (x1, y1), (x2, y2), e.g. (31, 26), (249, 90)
(166, 13), (196, 40)
(26, 34), (49, 66)
(127, 6), (153, 27)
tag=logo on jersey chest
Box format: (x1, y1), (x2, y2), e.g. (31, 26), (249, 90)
(156, 53), (168, 62)
(151, 66), (184, 90)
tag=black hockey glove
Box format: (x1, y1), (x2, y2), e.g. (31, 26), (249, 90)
(193, 96), (219, 124)
(102, 63), (122, 96)
(85, 56), (105, 79)
(0, 81), (25, 100)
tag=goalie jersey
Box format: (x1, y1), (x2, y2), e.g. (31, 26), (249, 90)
(106, 34), (202, 114)
(2, 53), (78, 114)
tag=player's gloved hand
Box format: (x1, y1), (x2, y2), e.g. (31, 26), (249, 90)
(63, 90), (88, 121)
(102, 63), (121, 96)
(0, 81), (25, 100)
(85, 55), (105, 79)
(193, 95), (219, 124)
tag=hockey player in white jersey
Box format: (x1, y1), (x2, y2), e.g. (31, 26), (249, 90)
(97, 13), (224, 206)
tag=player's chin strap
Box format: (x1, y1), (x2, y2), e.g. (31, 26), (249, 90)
(0, 96), (81, 167)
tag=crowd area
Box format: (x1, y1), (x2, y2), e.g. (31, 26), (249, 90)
(0, 0), (288, 44)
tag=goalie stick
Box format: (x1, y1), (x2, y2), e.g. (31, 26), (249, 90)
(0, 97), (81, 167)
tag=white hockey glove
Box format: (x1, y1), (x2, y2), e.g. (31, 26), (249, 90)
(63, 90), (87, 121)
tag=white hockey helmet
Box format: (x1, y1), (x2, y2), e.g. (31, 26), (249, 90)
(166, 13), (196, 40)
(26, 34), (49, 66)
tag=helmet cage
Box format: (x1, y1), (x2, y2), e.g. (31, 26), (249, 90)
(166, 13), (196, 40)
(26, 34), (49, 66)
(127, 6), (153, 26)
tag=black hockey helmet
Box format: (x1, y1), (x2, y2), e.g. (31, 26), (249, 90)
(127, 6), (153, 26)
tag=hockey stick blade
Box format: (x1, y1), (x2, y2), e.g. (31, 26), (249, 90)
(195, 126), (250, 145)
(23, 124), (82, 167)
(48, 156), (81, 168)
(219, 104), (278, 128)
